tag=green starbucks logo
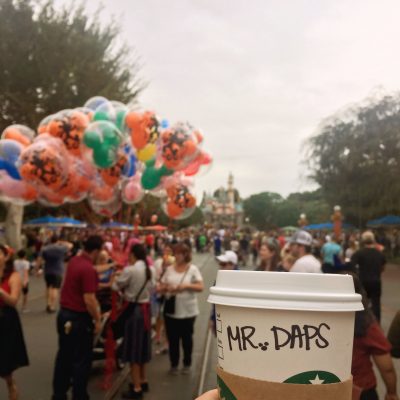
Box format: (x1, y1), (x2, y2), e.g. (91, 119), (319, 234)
(217, 376), (237, 400)
(284, 370), (341, 384)
(217, 371), (341, 400)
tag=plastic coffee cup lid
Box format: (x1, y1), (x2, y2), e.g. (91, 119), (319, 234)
(208, 271), (363, 312)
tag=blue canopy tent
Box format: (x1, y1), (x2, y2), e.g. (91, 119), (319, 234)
(303, 222), (354, 231)
(24, 216), (87, 228)
(101, 222), (135, 231)
(367, 215), (400, 228)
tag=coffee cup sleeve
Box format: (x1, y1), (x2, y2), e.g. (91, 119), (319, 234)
(216, 367), (353, 400)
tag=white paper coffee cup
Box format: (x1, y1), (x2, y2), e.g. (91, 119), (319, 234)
(208, 271), (363, 384)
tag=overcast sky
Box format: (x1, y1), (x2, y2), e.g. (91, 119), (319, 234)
(65, 0), (400, 198)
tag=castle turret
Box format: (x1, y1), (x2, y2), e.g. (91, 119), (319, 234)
(227, 172), (234, 207)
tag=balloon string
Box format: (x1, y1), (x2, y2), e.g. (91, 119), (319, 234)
(100, 290), (118, 390)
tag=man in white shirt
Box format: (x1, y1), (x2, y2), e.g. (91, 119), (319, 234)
(289, 230), (322, 273)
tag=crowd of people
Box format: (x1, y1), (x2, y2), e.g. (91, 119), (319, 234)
(0, 227), (206, 400)
(0, 225), (400, 399)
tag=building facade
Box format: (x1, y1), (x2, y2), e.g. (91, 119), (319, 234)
(201, 173), (243, 228)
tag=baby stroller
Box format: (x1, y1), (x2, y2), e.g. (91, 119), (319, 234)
(92, 311), (125, 370)
(92, 283), (126, 370)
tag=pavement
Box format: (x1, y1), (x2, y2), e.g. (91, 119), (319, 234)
(0, 255), (399, 399)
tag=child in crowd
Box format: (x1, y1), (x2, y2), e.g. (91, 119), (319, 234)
(13, 250), (30, 312)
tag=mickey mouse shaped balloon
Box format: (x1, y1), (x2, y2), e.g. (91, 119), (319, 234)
(83, 121), (124, 168)
(161, 122), (201, 171)
(126, 110), (163, 162)
(18, 135), (69, 192)
(1, 125), (35, 147)
(162, 177), (197, 219)
(46, 109), (90, 156)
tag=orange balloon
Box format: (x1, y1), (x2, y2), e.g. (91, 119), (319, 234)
(76, 175), (91, 193)
(2, 128), (31, 147)
(19, 147), (66, 190)
(167, 202), (184, 218)
(100, 154), (127, 187)
(47, 111), (88, 155)
(41, 191), (64, 205)
(91, 185), (114, 202)
(22, 185), (38, 201)
(126, 111), (159, 150)
(58, 173), (76, 198)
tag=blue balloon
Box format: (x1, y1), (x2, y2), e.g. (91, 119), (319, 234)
(161, 119), (169, 129)
(84, 96), (109, 111)
(0, 158), (21, 180)
(122, 144), (136, 178)
(0, 140), (23, 180)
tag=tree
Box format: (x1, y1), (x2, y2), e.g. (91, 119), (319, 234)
(0, 0), (144, 132)
(243, 192), (284, 230)
(305, 91), (400, 226)
(0, 0), (144, 247)
(243, 189), (331, 230)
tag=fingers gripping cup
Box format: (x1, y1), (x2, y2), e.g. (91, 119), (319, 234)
(208, 271), (363, 400)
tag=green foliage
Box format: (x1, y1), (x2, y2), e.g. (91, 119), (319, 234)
(244, 189), (331, 230)
(0, 0), (144, 219)
(0, 0), (144, 133)
(243, 192), (283, 230)
(305, 91), (400, 225)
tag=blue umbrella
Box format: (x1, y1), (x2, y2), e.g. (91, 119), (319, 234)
(367, 215), (400, 227)
(101, 222), (134, 231)
(303, 222), (354, 231)
(24, 216), (87, 228)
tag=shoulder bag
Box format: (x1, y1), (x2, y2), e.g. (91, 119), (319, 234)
(163, 266), (190, 316)
(112, 275), (149, 339)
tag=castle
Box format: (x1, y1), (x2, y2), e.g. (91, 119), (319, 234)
(201, 173), (243, 228)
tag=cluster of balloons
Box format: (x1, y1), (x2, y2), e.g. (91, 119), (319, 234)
(0, 97), (212, 219)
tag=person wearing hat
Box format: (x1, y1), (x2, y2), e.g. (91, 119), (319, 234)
(216, 251), (238, 270)
(289, 230), (322, 273)
(210, 251), (239, 336)
(351, 231), (386, 322)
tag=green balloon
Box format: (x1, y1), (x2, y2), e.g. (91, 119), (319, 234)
(93, 148), (116, 168)
(160, 165), (174, 177)
(83, 130), (100, 147)
(116, 110), (127, 133)
(141, 163), (174, 190)
(93, 110), (110, 122)
(84, 121), (122, 169)
(141, 167), (162, 190)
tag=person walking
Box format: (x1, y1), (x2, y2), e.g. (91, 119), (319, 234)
(321, 235), (342, 273)
(351, 231), (386, 322)
(0, 245), (29, 400)
(160, 243), (204, 375)
(113, 244), (155, 399)
(40, 236), (73, 313)
(52, 235), (103, 400)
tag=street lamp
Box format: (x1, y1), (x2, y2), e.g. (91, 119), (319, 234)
(298, 213), (308, 228)
(332, 205), (343, 241)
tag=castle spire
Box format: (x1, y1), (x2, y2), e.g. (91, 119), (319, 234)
(227, 172), (234, 206)
(228, 172), (234, 191)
